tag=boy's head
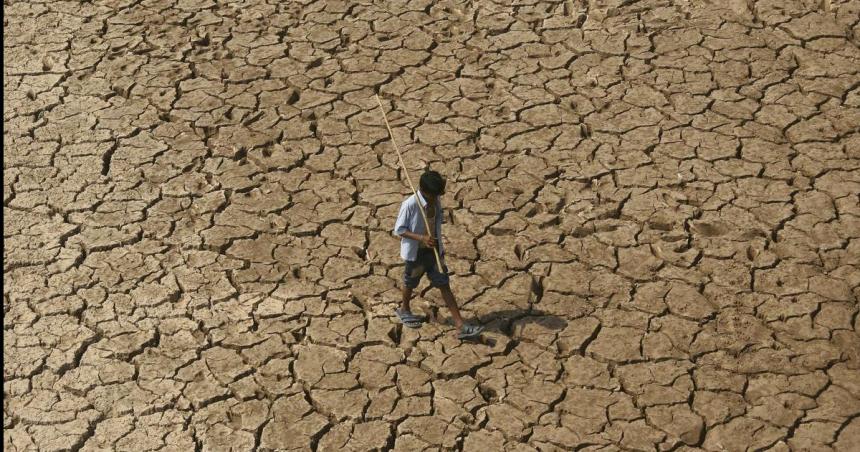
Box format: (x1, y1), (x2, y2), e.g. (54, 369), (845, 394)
(419, 170), (446, 198)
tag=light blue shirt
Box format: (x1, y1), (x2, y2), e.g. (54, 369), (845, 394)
(393, 191), (445, 261)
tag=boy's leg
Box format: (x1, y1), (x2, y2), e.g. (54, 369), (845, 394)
(426, 257), (466, 329)
(401, 257), (425, 314)
(440, 283), (484, 339)
(401, 286), (414, 312)
(438, 285), (464, 329)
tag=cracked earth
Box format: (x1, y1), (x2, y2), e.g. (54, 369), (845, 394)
(3, 0), (860, 450)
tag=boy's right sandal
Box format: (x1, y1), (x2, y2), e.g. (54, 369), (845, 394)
(458, 324), (484, 339)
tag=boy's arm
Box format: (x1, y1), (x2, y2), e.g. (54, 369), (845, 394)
(400, 231), (424, 241)
(402, 230), (435, 247)
(393, 201), (435, 246)
(393, 201), (411, 237)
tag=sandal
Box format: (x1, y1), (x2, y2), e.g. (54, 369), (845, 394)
(458, 324), (484, 340)
(395, 308), (424, 329)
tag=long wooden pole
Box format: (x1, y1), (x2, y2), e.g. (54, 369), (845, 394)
(374, 94), (445, 273)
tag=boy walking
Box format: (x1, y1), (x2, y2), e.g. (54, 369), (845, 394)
(393, 170), (484, 339)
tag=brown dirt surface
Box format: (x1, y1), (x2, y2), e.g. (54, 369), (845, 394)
(4, 0), (860, 450)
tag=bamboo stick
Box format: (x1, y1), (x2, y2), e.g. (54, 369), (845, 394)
(374, 94), (445, 273)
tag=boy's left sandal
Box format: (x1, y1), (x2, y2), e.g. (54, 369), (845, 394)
(458, 324), (484, 340)
(395, 309), (424, 329)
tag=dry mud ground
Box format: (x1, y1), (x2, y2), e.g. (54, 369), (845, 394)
(4, 0), (860, 450)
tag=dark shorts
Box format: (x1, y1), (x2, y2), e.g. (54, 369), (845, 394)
(403, 248), (449, 288)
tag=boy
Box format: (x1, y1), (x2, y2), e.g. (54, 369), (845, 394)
(393, 170), (484, 339)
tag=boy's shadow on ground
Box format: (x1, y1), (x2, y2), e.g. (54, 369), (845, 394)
(476, 309), (568, 337)
(421, 304), (567, 342)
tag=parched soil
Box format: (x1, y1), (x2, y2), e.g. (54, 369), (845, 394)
(4, 0), (860, 450)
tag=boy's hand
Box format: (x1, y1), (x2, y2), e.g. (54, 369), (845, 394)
(421, 235), (437, 248)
